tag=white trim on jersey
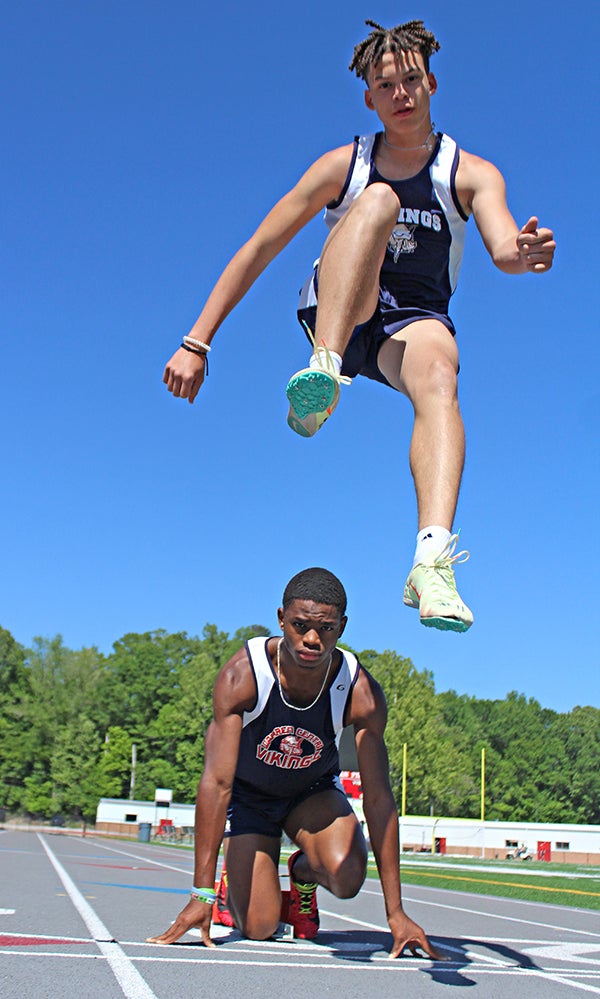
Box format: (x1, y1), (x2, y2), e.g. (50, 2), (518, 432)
(324, 133), (377, 232)
(431, 133), (466, 294)
(242, 636), (360, 737)
(321, 132), (467, 296)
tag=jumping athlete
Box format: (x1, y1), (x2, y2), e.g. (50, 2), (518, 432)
(147, 567), (442, 959)
(162, 21), (555, 634)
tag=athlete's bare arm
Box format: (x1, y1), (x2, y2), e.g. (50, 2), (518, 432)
(163, 144), (354, 403)
(456, 150), (555, 275)
(147, 649), (255, 946)
(348, 669), (443, 960)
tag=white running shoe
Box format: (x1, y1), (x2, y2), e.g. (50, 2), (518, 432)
(403, 534), (473, 632)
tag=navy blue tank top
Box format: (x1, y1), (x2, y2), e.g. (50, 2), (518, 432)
(233, 637), (360, 799)
(324, 132), (469, 316)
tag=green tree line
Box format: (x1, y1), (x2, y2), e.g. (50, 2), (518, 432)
(0, 624), (598, 824)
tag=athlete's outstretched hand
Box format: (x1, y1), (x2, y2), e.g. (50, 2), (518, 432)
(146, 899), (216, 948)
(163, 346), (207, 404)
(516, 216), (556, 273)
(387, 908), (446, 961)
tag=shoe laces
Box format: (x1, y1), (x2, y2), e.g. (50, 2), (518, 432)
(421, 534), (469, 595)
(436, 533), (470, 567)
(294, 879), (317, 914)
(301, 321), (352, 386)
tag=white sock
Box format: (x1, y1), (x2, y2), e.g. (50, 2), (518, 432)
(413, 526), (452, 567)
(309, 347), (342, 376)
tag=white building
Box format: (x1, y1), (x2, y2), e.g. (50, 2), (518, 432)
(95, 795), (194, 838)
(399, 815), (600, 864)
(95, 795), (600, 864)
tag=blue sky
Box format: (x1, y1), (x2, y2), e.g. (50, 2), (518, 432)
(2, 0), (598, 712)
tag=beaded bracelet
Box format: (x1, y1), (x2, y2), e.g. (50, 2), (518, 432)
(183, 336), (211, 352)
(190, 886), (217, 904)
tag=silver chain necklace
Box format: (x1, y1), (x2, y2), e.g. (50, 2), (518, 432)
(276, 638), (332, 712)
(382, 123), (436, 152)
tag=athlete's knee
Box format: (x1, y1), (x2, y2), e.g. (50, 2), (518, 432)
(238, 911), (280, 940)
(414, 353), (459, 404)
(326, 848), (367, 899)
(354, 182), (400, 227)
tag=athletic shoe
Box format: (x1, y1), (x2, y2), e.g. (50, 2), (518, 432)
(287, 850), (319, 939)
(286, 334), (351, 436)
(212, 867), (235, 928)
(286, 383), (340, 437)
(403, 534), (473, 633)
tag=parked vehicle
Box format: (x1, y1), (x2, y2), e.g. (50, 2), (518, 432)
(506, 843), (533, 861)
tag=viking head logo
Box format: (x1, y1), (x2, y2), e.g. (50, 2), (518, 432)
(280, 735), (304, 757)
(388, 223), (417, 261)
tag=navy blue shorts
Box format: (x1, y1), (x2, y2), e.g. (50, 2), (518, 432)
(225, 773), (344, 839)
(297, 271), (456, 388)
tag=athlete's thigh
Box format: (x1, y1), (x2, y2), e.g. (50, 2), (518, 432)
(225, 833), (281, 925)
(377, 318), (460, 397)
(284, 788), (363, 867)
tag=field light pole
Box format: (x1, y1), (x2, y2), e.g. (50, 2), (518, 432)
(399, 742), (407, 857)
(129, 743), (137, 801)
(481, 747), (486, 859)
(481, 747), (486, 821)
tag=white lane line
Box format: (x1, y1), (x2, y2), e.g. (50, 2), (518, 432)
(526, 972), (600, 995)
(0, 909), (15, 915)
(0, 932), (90, 943)
(405, 885), (600, 916)
(73, 838), (192, 876)
(3, 948), (600, 983)
(403, 894), (600, 938)
(398, 859), (600, 880)
(37, 834), (158, 999)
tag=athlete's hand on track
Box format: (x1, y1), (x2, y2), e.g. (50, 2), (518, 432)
(146, 899), (216, 947)
(387, 908), (446, 961)
(517, 216), (556, 273)
(163, 346), (207, 404)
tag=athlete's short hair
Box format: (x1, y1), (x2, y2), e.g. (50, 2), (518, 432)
(349, 19), (441, 82)
(282, 568), (347, 615)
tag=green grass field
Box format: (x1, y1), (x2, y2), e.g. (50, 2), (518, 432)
(379, 857), (600, 910)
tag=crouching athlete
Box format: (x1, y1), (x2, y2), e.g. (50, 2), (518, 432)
(147, 567), (442, 959)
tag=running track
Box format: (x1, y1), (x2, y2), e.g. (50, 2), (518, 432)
(1, 829), (599, 998)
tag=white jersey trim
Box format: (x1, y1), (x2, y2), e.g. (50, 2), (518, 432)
(323, 132), (467, 295)
(243, 636), (360, 740)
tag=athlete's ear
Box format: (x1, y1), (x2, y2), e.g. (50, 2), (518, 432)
(427, 72), (437, 96)
(277, 606), (284, 629)
(338, 615), (348, 638)
(364, 89), (375, 111)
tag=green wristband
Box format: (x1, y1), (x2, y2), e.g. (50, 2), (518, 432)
(190, 886), (217, 904)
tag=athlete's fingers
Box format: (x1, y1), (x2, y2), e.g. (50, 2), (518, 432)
(388, 932), (446, 961)
(520, 232), (555, 253)
(519, 215), (539, 236)
(200, 926), (217, 949)
(188, 374), (204, 403)
(517, 217), (540, 253)
(146, 925), (184, 945)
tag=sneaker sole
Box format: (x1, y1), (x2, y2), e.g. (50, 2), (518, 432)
(286, 370), (336, 419)
(287, 410), (316, 437)
(421, 615), (472, 633)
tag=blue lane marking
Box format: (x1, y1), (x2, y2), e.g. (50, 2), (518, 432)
(81, 881), (188, 894)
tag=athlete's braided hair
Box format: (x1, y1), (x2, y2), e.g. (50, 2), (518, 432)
(349, 19), (440, 82)
(282, 568), (347, 615)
